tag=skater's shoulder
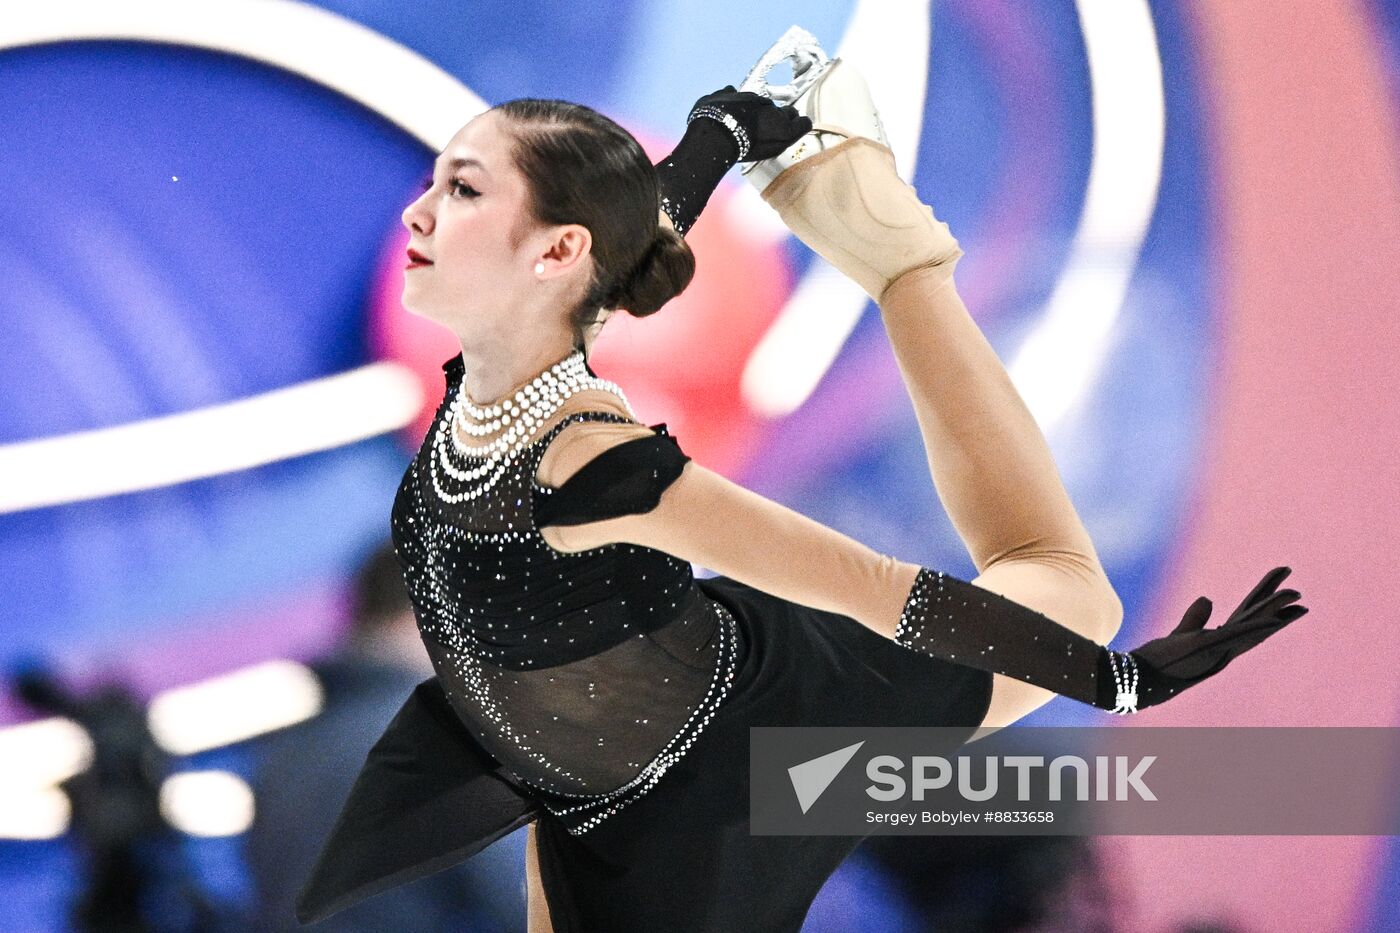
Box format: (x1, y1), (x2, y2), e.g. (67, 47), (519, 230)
(536, 404), (666, 490)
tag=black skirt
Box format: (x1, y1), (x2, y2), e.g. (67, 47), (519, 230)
(297, 573), (992, 932)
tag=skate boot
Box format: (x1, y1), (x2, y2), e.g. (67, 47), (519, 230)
(738, 26), (961, 302)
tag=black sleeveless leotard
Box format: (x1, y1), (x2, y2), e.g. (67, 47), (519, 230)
(389, 352), (743, 834)
(299, 353), (992, 932)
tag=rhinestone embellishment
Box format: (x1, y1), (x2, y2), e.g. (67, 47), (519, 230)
(390, 363), (738, 835)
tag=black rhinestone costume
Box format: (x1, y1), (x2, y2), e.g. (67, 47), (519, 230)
(391, 354), (740, 834)
(300, 353), (997, 926)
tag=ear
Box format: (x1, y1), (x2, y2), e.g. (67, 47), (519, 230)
(535, 223), (592, 278)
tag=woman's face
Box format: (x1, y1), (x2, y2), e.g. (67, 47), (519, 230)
(400, 110), (543, 333)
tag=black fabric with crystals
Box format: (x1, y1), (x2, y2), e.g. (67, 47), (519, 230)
(655, 86), (813, 235)
(533, 425), (690, 527)
(892, 565), (1307, 715)
(892, 567), (1104, 707)
(390, 354), (740, 834)
(655, 118), (739, 236)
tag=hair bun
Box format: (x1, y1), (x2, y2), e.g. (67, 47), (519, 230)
(607, 222), (696, 317)
(492, 98), (697, 341)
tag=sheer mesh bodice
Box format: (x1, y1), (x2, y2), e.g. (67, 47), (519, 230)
(390, 355), (741, 834)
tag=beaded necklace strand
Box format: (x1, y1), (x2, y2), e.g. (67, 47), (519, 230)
(430, 349), (637, 504)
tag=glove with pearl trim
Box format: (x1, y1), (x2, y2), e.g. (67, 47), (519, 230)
(654, 86), (811, 235)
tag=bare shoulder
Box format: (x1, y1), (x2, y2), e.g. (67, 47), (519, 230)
(534, 391), (656, 489)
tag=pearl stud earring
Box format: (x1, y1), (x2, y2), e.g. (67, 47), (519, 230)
(534, 262), (545, 274)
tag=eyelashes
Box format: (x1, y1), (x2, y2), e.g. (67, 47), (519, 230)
(419, 177), (480, 199)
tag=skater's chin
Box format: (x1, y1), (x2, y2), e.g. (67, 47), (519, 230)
(400, 291), (450, 324)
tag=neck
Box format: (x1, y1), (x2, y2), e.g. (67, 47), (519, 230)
(459, 337), (579, 407)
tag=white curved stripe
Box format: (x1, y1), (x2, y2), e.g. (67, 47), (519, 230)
(741, 0), (1165, 430)
(738, 0), (933, 417)
(0, 363), (423, 514)
(741, 263), (859, 415)
(0, 0), (484, 512)
(1006, 0), (1165, 433)
(0, 0), (487, 148)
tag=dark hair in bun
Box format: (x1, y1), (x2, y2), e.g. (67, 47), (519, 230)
(493, 98), (697, 353)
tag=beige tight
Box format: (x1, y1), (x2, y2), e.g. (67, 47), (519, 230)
(761, 137), (1123, 730)
(524, 137), (1131, 928)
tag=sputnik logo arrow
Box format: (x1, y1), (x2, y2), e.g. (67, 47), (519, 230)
(788, 741), (865, 814)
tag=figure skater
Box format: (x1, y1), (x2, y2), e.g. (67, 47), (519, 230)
(294, 35), (1307, 933)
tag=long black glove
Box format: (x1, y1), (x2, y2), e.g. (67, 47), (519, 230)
(654, 86), (811, 235)
(894, 565), (1309, 714)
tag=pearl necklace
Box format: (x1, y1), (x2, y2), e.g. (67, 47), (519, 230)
(429, 349), (637, 504)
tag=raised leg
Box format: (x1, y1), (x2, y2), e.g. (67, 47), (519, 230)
(761, 137), (1123, 728)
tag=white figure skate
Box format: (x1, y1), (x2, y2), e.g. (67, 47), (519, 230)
(738, 25), (890, 195)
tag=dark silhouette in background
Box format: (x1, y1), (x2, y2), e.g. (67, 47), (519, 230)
(854, 726), (1123, 932)
(13, 671), (227, 933)
(858, 833), (1118, 932)
(246, 541), (527, 931)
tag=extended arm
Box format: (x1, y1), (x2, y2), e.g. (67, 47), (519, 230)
(608, 95), (1309, 724)
(536, 423), (1308, 721)
(541, 425), (918, 635)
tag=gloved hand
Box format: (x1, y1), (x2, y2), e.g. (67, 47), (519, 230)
(1098, 566), (1309, 712)
(655, 86), (812, 235)
(686, 85), (815, 162)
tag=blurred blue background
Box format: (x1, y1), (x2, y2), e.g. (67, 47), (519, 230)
(2, 0), (1396, 930)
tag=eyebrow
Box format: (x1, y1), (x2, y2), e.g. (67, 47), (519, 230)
(432, 155), (491, 176)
